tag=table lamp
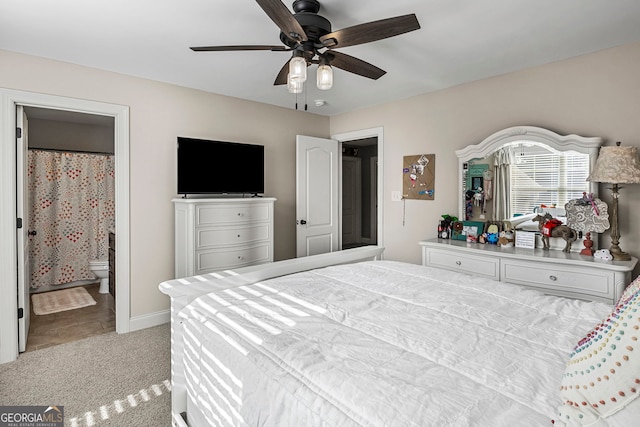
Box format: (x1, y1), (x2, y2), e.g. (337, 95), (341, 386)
(587, 142), (640, 261)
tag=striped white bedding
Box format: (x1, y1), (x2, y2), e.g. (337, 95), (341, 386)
(177, 260), (611, 426)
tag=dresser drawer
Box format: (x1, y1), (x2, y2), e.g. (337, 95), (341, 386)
(502, 260), (613, 299)
(424, 248), (499, 280)
(196, 204), (271, 226)
(196, 244), (271, 273)
(196, 224), (271, 249)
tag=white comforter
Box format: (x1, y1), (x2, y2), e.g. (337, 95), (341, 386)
(178, 261), (611, 426)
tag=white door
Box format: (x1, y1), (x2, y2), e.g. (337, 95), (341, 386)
(296, 135), (340, 257)
(16, 105), (30, 352)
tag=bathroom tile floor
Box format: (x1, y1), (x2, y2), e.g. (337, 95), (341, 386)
(25, 283), (115, 352)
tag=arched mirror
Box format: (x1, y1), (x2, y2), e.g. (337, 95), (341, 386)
(456, 126), (602, 227)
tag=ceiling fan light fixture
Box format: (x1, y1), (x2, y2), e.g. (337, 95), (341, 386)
(289, 55), (307, 82)
(287, 73), (303, 93)
(316, 64), (333, 90)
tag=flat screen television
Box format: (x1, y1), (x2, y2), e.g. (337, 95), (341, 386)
(177, 137), (264, 196)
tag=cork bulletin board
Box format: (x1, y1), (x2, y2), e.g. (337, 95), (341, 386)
(402, 154), (435, 200)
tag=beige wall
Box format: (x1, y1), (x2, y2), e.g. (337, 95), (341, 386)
(0, 49), (329, 317)
(2, 40), (640, 320)
(331, 41), (640, 273)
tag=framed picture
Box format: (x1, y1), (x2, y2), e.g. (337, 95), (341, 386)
(452, 220), (485, 241)
(471, 176), (484, 191)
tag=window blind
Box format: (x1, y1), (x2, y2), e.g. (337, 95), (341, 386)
(510, 146), (590, 215)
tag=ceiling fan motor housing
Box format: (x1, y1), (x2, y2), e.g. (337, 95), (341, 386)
(292, 0), (320, 14)
(280, 0), (331, 58)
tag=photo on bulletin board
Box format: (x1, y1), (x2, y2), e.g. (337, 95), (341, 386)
(402, 154), (435, 200)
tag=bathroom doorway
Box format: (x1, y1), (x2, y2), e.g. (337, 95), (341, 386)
(0, 89), (130, 364)
(22, 107), (116, 351)
(341, 137), (378, 250)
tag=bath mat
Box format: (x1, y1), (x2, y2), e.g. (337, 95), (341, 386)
(31, 287), (96, 315)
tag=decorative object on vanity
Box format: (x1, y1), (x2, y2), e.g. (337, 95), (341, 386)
(593, 248), (613, 261)
(402, 154), (435, 200)
(498, 229), (515, 248)
(587, 141), (640, 261)
(532, 213), (577, 252)
(484, 223), (500, 244)
(565, 193), (610, 256)
(437, 214), (457, 239)
(451, 220), (484, 241)
(514, 229), (536, 248)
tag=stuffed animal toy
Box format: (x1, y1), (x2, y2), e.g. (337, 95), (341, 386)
(593, 249), (613, 261)
(498, 230), (515, 248)
(486, 224), (499, 244)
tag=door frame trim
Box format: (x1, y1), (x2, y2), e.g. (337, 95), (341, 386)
(331, 127), (383, 252)
(0, 89), (130, 363)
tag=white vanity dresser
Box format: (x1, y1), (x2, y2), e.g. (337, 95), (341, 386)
(420, 238), (636, 304)
(428, 125), (638, 305)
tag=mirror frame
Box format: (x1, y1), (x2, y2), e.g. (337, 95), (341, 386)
(455, 126), (603, 221)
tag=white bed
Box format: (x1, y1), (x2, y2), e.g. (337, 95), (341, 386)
(159, 246), (640, 426)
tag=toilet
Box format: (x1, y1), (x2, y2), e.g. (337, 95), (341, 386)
(89, 259), (110, 294)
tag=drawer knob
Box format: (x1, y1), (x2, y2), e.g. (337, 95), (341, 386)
(237, 256), (244, 260)
(237, 234), (241, 238)
(549, 275), (557, 281)
(456, 260), (462, 266)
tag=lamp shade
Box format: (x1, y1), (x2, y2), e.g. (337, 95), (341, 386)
(316, 64), (333, 90)
(289, 56), (307, 83)
(587, 143), (640, 184)
(287, 74), (303, 94)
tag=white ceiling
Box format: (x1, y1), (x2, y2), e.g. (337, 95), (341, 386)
(3, 0), (640, 116)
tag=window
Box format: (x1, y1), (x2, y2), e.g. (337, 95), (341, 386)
(510, 144), (590, 215)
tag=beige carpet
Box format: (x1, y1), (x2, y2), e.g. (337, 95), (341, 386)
(31, 287), (96, 315)
(0, 324), (171, 426)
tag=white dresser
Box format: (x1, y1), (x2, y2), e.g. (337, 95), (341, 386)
(420, 238), (637, 304)
(173, 197), (276, 278)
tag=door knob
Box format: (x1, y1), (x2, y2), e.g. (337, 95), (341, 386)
(298, 219), (307, 225)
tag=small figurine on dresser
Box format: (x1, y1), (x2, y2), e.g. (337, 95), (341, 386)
(485, 223), (500, 244)
(438, 214), (458, 239)
(532, 213), (577, 252)
(498, 229), (515, 248)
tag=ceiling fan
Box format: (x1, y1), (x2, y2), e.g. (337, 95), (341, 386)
(190, 0), (420, 91)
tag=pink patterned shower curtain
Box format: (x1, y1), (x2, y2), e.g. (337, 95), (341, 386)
(27, 149), (115, 288)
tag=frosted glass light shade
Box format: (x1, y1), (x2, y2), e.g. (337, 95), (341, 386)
(289, 56), (307, 82)
(316, 64), (333, 90)
(287, 74), (303, 93)
(588, 144), (640, 184)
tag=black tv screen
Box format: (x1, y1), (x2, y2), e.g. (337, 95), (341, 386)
(177, 137), (264, 195)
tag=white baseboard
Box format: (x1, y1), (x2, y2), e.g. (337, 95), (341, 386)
(128, 309), (170, 332)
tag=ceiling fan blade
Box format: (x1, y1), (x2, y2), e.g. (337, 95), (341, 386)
(325, 51), (386, 80)
(320, 14), (420, 49)
(190, 45), (289, 52)
(256, 0), (307, 43)
(273, 59), (290, 85)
